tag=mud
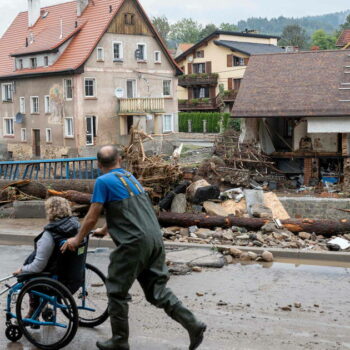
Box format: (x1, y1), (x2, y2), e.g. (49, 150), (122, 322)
(0, 245), (350, 349)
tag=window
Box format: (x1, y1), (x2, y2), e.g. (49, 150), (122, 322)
(64, 118), (74, 137)
(20, 97), (25, 113)
(84, 78), (96, 97)
(86, 116), (97, 145)
(124, 13), (135, 25)
(18, 59), (23, 70)
(136, 44), (147, 61)
(193, 63), (206, 74)
(44, 56), (49, 67)
(44, 95), (51, 113)
(233, 78), (242, 90)
(30, 96), (39, 113)
(233, 56), (245, 66)
(97, 47), (104, 61)
(113, 42), (123, 61)
(30, 57), (37, 69)
(163, 114), (173, 133)
(196, 50), (204, 58)
(4, 118), (14, 136)
(126, 80), (136, 98)
(2, 83), (13, 102)
(193, 87), (209, 99)
(163, 80), (171, 97)
(46, 128), (52, 143)
(154, 51), (161, 63)
(64, 79), (73, 100)
(21, 128), (27, 141)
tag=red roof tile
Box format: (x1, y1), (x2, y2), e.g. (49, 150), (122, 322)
(336, 29), (350, 47)
(0, 0), (180, 78)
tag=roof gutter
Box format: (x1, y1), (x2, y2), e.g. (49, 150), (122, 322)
(0, 68), (81, 81)
(231, 114), (350, 119)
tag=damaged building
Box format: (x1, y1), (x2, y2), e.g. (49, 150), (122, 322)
(232, 49), (350, 187)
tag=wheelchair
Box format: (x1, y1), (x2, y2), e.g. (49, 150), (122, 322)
(1, 233), (109, 350)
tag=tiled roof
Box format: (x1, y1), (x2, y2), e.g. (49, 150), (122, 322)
(232, 50), (350, 118)
(337, 29), (350, 47)
(0, 0), (180, 79)
(214, 40), (285, 55)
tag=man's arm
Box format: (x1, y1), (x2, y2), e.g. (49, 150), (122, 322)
(61, 203), (104, 252)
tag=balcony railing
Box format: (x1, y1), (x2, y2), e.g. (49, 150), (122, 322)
(178, 73), (219, 87)
(178, 98), (218, 111)
(222, 89), (238, 102)
(118, 98), (165, 115)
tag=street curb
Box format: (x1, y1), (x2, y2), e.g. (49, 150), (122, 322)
(0, 233), (349, 264)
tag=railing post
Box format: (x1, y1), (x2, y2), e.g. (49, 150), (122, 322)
(188, 120), (192, 133)
(203, 120), (207, 133)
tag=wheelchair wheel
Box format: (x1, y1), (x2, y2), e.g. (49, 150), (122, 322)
(75, 263), (109, 328)
(5, 324), (22, 342)
(16, 277), (78, 350)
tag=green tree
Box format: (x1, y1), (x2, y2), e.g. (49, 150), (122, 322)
(311, 29), (337, 49)
(340, 14), (350, 30)
(152, 16), (170, 42)
(199, 24), (218, 40)
(220, 23), (238, 32)
(279, 24), (309, 48)
(169, 18), (203, 44)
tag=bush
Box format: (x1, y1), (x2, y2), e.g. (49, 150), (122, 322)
(179, 112), (240, 133)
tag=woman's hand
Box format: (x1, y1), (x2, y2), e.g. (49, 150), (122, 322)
(13, 268), (22, 276)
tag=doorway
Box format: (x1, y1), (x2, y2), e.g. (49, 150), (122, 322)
(33, 129), (41, 157)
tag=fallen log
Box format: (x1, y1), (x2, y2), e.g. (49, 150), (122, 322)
(158, 212), (350, 237)
(48, 190), (92, 205)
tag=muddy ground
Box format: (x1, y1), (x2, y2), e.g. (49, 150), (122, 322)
(0, 244), (350, 350)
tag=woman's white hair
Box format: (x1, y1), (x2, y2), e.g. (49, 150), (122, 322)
(45, 196), (72, 221)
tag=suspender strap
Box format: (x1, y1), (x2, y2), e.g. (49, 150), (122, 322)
(113, 171), (143, 196)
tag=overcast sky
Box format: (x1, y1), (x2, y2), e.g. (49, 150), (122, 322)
(1, 0), (349, 35)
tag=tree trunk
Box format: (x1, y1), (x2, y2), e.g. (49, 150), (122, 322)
(48, 190), (92, 205)
(158, 212), (350, 237)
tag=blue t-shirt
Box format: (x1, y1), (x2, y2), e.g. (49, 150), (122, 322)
(91, 168), (144, 204)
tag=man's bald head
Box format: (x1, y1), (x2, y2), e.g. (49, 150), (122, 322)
(97, 145), (120, 168)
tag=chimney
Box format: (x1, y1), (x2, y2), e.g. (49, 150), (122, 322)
(28, 0), (41, 27)
(77, 0), (89, 16)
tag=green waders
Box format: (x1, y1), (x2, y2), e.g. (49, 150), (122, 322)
(96, 172), (206, 350)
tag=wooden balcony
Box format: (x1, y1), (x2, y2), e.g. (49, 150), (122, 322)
(178, 73), (219, 87)
(118, 98), (165, 115)
(222, 90), (238, 102)
(178, 98), (218, 111)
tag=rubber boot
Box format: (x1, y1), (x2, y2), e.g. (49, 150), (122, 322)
(96, 317), (130, 350)
(168, 303), (207, 350)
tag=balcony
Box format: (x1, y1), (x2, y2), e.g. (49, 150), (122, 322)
(178, 73), (219, 87)
(118, 98), (165, 115)
(222, 90), (238, 102)
(178, 98), (218, 111)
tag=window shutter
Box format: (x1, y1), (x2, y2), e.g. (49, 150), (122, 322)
(228, 78), (233, 90)
(244, 57), (249, 66)
(188, 88), (193, 100)
(227, 54), (233, 67)
(206, 61), (212, 74)
(188, 63), (192, 74)
(209, 87), (216, 98)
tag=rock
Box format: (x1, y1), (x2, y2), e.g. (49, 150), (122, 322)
(196, 228), (214, 239)
(261, 251), (274, 262)
(222, 230), (234, 241)
(189, 225), (198, 234)
(170, 194), (187, 214)
(193, 186), (221, 204)
(327, 243), (340, 251)
(251, 203), (273, 219)
(217, 300), (228, 306)
(273, 232), (284, 241)
(168, 264), (191, 275)
(299, 232), (312, 240)
(229, 247), (243, 258)
(236, 234), (250, 240)
(191, 205), (203, 213)
(192, 266), (202, 272)
(239, 252), (252, 261)
(179, 228), (189, 237)
(294, 302), (302, 308)
(343, 233), (350, 241)
(261, 222), (277, 233)
(212, 231), (223, 239)
(224, 255), (234, 264)
(248, 251), (258, 260)
(249, 233), (257, 240)
(166, 226), (181, 233)
(280, 306), (292, 311)
(253, 240), (263, 247)
(187, 179), (210, 200)
(196, 292), (204, 297)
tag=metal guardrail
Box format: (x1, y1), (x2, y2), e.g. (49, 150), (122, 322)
(0, 157), (100, 180)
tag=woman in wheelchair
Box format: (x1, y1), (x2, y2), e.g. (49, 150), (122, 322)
(13, 196), (81, 320)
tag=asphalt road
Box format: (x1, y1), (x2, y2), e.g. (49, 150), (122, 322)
(1, 245), (350, 350)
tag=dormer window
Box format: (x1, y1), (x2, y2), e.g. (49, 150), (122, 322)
(44, 56), (49, 67)
(124, 13), (135, 25)
(30, 57), (37, 69)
